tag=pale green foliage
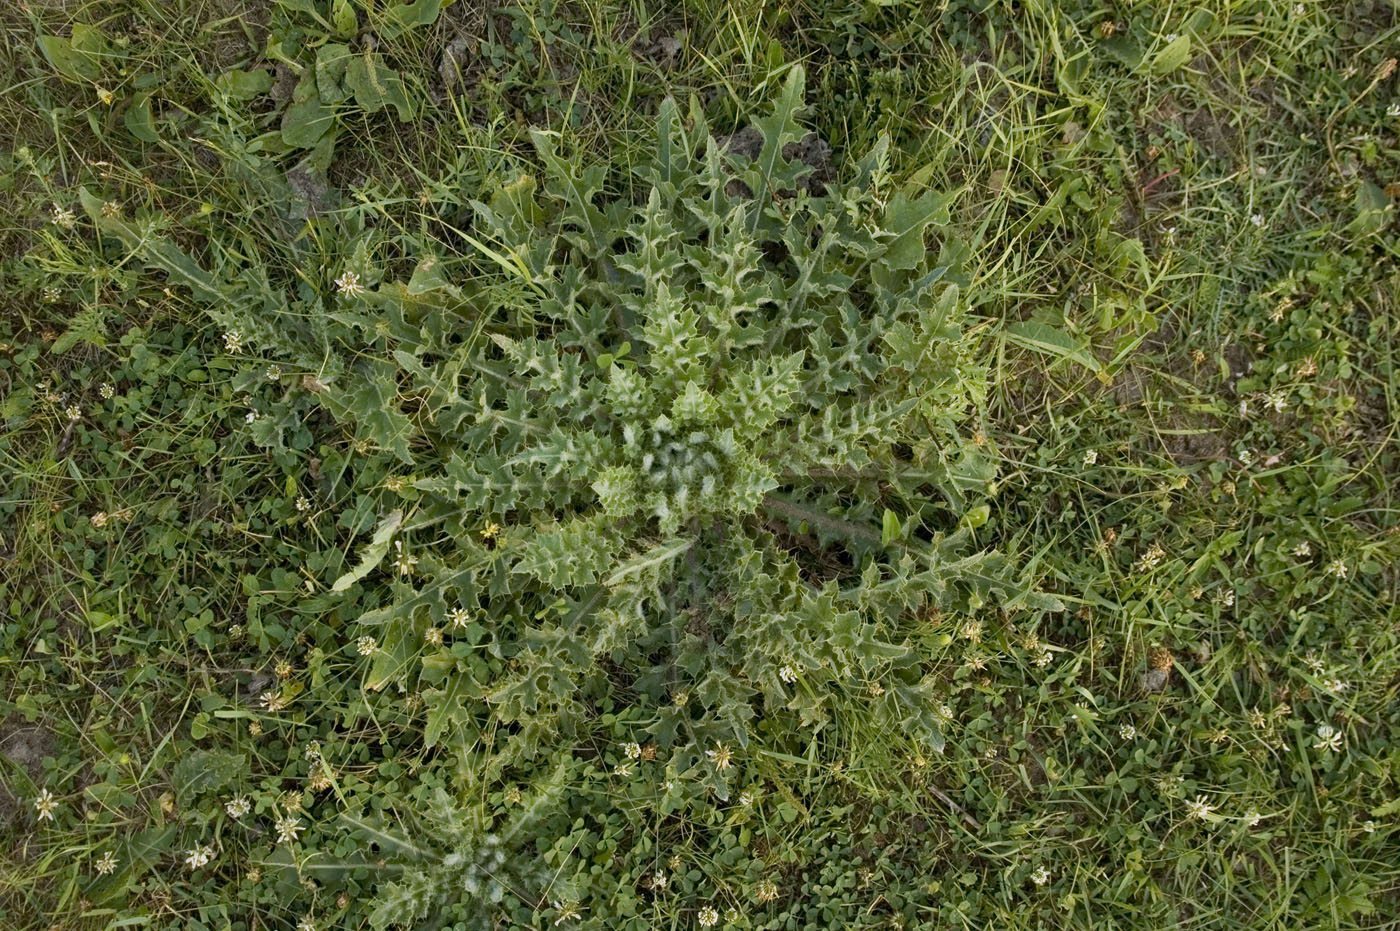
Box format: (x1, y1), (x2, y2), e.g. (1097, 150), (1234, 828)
(350, 764), (572, 931)
(78, 66), (1057, 927)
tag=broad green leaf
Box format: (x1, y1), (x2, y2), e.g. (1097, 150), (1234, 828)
(604, 537), (694, 587)
(123, 92), (159, 142)
(530, 130), (616, 257)
(1099, 35), (1142, 70)
(38, 24), (109, 82)
(80, 188), (230, 304)
(172, 750), (244, 805)
(332, 509), (404, 592)
(960, 504), (991, 529)
(282, 74), (336, 148)
(880, 190), (953, 270)
(751, 65), (808, 188)
(84, 609), (121, 633)
(365, 607), (425, 691)
(332, 0), (358, 37)
(1151, 35), (1192, 74)
(146, 241), (227, 304)
(882, 509), (902, 546)
(130, 826), (177, 869)
(406, 254), (452, 294)
(84, 782), (136, 810)
(315, 43), (353, 103)
(378, 0), (452, 39)
(341, 365), (415, 462)
(282, 97), (335, 148)
(344, 52), (413, 121)
(1004, 320), (1104, 376)
(215, 68), (273, 101)
(423, 671), (479, 749)
(1347, 180), (1391, 238)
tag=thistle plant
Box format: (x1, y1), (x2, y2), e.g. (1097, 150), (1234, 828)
(79, 66), (1057, 922)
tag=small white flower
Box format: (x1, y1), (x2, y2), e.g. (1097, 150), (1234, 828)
(778, 664), (797, 683)
(1244, 809), (1262, 827)
(1185, 795), (1217, 820)
(698, 906), (720, 927)
(1136, 543), (1166, 572)
(95, 851), (118, 875)
(34, 788), (59, 822)
(334, 270), (365, 297)
(1030, 864), (1051, 886)
(100, 383), (114, 399)
(356, 636), (377, 656)
(447, 606), (471, 628)
(614, 761), (634, 777)
(652, 870), (668, 890)
(1119, 723), (1136, 740)
(1264, 389), (1288, 413)
(185, 845), (214, 870)
(552, 900), (582, 925)
(223, 330), (243, 353)
(1363, 820), (1376, 833)
(1323, 677), (1349, 694)
(225, 795), (251, 818)
(1325, 558), (1348, 579)
(1251, 213), (1266, 229)
(706, 743), (734, 771)
(297, 916), (316, 931)
(392, 540), (418, 576)
(51, 205), (76, 229)
(276, 814), (303, 844)
(1082, 449), (1098, 466)
(1313, 724), (1343, 752)
(1292, 540), (1312, 558)
(1388, 102), (1400, 118)
(739, 788), (755, 806)
(65, 404), (82, 421)
(623, 742), (642, 760)
(245, 411), (258, 424)
(266, 365), (282, 381)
